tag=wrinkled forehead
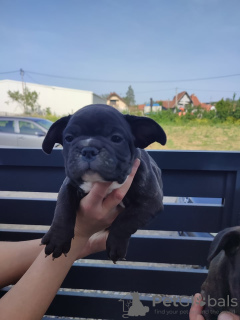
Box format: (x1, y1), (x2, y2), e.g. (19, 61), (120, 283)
(65, 106), (131, 137)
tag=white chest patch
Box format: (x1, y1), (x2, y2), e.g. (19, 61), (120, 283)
(80, 172), (127, 207)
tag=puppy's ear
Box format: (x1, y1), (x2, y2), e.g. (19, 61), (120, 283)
(42, 115), (71, 154)
(208, 226), (240, 262)
(124, 115), (167, 148)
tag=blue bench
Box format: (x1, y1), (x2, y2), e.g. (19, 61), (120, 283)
(1, 148), (240, 319)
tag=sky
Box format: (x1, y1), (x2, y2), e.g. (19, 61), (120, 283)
(0, 0), (240, 104)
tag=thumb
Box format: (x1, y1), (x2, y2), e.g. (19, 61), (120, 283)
(103, 158), (140, 211)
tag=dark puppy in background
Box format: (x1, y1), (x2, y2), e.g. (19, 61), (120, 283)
(41, 104), (166, 262)
(201, 226), (240, 320)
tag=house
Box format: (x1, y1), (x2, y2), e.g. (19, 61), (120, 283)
(0, 80), (107, 116)
(157, 91), (212, 112)
(159, 91), (193, 111)
(144, 103), (162, 114)
(106, 92), (128, 112)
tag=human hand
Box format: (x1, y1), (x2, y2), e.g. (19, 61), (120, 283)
(189, 294), (239, 320)
(74, 158), (140, 258)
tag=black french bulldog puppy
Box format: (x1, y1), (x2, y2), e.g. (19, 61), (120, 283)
(201, 226), (240, 320)
(41, 104), (166, 262)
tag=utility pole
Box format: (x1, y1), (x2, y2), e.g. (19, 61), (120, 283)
(150, 98), (153, 112)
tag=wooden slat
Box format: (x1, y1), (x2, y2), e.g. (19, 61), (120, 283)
(47, 291), (192, 320)
(0, 198), (55, 225)
(59, 262), (207, 296)
(1, 148), (240, 171)
(162, 170), (227, 197)
(89, 235), (212, 266)
(0, 230), (212, 266)
(0, 287), (192, 320)
(0, 167), (65, 192)
(0, 229), (45, 241)
(149, 150), (240, 171)
(0, 148), (64, 167)
(149, 203), (223, 232)
(0, 167), (229, 197)
(0, 198), (223, 232)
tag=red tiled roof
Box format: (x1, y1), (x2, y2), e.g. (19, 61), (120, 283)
(201, 103), (211, 111)
(138, 104), (145, 111)
(190, 94), (201, 106)
(191, 94), (211, 110)
(161, 100), (176, 109)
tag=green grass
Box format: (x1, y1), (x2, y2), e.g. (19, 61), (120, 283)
(147, 123), (240, 151)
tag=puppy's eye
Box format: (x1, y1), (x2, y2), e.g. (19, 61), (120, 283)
(111, 135), (123, 143)
(65, 135), (74, 143)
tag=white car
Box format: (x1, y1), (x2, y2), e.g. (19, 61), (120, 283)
(0, 116), (53, 148)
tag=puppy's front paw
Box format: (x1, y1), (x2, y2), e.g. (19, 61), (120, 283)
(106, 233), (129, 263)
(41, 227), (74, 259)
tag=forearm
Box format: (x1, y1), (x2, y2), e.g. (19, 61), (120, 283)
(0, 236), (88, 320)
(0, 239), (43, 288)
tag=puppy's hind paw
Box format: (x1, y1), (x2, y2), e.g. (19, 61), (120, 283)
(106, 233), (129, 263)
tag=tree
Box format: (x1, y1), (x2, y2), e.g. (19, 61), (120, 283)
(7, 87), (40, 114)
(215, 99), (233, 121)
(123, 86), (135, 106)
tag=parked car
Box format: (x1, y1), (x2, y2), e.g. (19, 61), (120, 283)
(0, 116), (53, 148)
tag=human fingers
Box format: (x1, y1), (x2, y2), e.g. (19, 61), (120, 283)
(189, 294), (205, 320)
(82, 181), (112, 209)
(218, 312), (240, 320)
(103, 158), (140, 211)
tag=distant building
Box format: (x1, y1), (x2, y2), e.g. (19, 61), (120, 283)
(0, 79), (106, 116)
(144, 103), (162, 114)
(107, 92), (128, 112)
(157, 91), (212, 112)
(159, 91), (193, 111)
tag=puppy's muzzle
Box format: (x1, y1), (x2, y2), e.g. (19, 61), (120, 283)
(81, 147), (99, 162)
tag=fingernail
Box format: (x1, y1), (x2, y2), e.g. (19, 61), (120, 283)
(218, 312), (233, 320)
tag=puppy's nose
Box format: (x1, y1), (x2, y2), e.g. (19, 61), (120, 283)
(81, 147), (99, 162)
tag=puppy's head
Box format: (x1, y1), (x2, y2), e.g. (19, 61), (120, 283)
(43, 104), (166, 187)
(208, 226), (240, 299)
